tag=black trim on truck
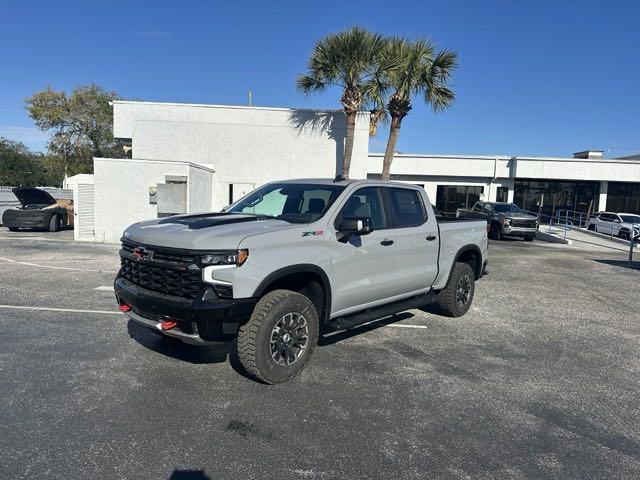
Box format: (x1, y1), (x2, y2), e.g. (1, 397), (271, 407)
(114, 277), (257, 342)
(453, 245), (484, 280)
(253, 264), (332, 323)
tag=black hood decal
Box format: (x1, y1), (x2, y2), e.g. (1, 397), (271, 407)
(12, 187), (57, 207)
(158, 213), (262, 230)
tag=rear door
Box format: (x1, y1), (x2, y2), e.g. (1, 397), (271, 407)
(597, 213), (614, 234)
(380, 186), (440, 293)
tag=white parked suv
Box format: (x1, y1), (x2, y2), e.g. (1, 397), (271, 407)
(587, 212), (640, 240)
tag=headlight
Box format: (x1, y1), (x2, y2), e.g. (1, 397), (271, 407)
(502, 218), (511, 226)
(198, 249), (249, 267)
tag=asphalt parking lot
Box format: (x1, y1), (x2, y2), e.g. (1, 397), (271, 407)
(1, 228), (639, 480)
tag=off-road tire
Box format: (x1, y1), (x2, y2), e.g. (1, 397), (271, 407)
(48, 215), (60, 232)
(237, 289), (319, 384)
(587, 224), (595, 231)
(619, 229), (630, 240)
(437, 262), (475, 318)
(489, 222), (502, 240)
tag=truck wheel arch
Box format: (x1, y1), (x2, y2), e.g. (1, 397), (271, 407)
(452, 245), (483, 281)
(253, 264), (332, 324)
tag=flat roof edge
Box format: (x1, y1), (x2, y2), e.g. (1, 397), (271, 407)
(110, 100), (369, 115)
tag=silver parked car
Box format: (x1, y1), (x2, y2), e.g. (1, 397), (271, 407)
(587, 212), (640, 240)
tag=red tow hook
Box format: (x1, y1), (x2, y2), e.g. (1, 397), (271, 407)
(160, 320), (178, 330)
(118, 305), (131, 312)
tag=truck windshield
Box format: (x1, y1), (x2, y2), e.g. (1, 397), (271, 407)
(227, 183), (345, 223)
(492, 203), (523, 213)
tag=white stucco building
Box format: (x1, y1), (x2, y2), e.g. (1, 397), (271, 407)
(84, 100), (640, 243)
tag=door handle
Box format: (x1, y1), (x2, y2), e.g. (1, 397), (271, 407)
(380, 239), (394, 246)
(426, 235), (437, 241)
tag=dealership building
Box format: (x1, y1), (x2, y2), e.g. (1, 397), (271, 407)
(76, 100), (640, 243)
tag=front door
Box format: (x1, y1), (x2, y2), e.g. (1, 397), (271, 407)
(330, 186), (438, 317)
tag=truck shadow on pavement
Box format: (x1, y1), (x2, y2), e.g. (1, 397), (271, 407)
(127, 320), (230, 364)
(593, 258), (640, 271)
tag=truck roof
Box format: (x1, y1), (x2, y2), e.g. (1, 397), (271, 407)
(275, 178), (418, 187)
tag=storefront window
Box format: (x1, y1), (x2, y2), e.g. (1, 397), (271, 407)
(436, 185), (484, 216)
(514, 180), (599, 218)
(606, 183), (640, 214)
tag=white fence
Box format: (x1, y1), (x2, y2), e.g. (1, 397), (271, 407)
(0, 186), (72, 223)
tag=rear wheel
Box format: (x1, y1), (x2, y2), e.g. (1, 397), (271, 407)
(8, 227), (18, 232)
(48, 215), (60, 232)
(437, 262), (475, 317)
(489, 222), (502, 240)
(587, 224), (595, 231)
(237, 289), (319, 384)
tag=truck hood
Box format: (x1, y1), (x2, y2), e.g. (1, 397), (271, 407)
(496, 211), (537, 220)
(123, 212), (298, 250)
(12, 187), (57, 207)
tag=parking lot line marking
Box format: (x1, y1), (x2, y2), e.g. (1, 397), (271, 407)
(0, 256), (117, 273)
(387, 324), (428, 329)
(0, 305), (122, 315)
(94, 286), (115, 291)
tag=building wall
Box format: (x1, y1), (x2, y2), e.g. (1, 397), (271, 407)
(113, 101), (370, 210)
(94, 158), (213, 243)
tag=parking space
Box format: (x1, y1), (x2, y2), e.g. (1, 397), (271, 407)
(1, 227), (639, 479)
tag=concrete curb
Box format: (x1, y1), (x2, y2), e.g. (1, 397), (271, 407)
(536, 230), (572, 244)
(573, 227), (638, 247)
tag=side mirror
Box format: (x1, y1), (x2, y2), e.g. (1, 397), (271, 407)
(614, 219), (622, 223)
(337, 217), (373, 235)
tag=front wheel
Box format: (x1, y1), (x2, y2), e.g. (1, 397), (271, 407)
(489, 222), (502, 240)
(237, 289), (319, 384)
(619, 230), (630, 240)
(436, 262), (475, 317)
(524, 236), (534, 242)
(8, 227), (19, 232)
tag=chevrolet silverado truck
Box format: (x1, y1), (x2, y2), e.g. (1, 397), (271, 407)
(457, 201), (538, 241)
(115, 179), (488, 383)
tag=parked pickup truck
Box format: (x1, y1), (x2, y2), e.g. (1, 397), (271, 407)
(115, 179), (488, 383)
(457, 201), (538, 241)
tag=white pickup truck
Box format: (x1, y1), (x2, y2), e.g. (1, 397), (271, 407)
(115, 179), (488, 383)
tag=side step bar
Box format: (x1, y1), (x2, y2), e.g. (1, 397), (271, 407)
(324, 291), (439, 334)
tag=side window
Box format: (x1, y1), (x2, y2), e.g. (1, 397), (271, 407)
(473, 202), (483, 212)
(335, 187), (386, 230)
(600, 214), (612, 222)
(385, 188), (427, 228)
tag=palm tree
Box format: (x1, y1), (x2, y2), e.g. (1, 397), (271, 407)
(380, 38), (457, 180)
(297, 27), (392, 179)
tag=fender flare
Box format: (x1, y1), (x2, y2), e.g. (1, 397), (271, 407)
(448, 244), (484, 283)
(253, 264), (332, 322)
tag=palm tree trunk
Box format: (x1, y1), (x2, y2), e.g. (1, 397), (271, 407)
(381, 115), (402, 181)
(342, 110), (357, 179)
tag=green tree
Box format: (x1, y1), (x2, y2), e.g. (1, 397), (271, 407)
(297, 27), (393, 179)
(25, 84), (122, 176)
(0, 137), (56, 186)
(380, 38), (457, 180)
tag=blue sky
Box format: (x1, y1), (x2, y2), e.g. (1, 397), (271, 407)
(1, 0), (639, 157)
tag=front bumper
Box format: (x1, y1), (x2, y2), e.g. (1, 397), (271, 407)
(114, 277), (257, 343)
(502, 226), (538, 236)
(2, 209), (48, 228)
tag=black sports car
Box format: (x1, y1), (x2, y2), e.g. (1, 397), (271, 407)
(2, 187), (72, 232)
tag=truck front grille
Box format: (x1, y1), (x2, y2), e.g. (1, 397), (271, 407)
(511, 219), (537, 228)
(119, 241), (206, 299)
